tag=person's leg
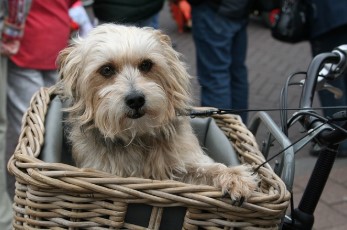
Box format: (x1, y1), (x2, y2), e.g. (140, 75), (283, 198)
(191, 4), (249, 123)
(6, 61), (45, 198)
(230, 19), (249, 123)
(191, 3), (234, 109)
(0, 54), (12, 230)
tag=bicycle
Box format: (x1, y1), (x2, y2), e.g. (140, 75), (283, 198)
(248, 44), (347, 229)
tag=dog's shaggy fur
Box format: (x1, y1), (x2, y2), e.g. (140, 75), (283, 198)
(58, 24), (258, 200)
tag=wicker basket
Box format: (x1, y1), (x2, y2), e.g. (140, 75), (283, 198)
(8, 86), (290, 229)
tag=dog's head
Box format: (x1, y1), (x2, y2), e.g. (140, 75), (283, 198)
(58, 24), (192, 140)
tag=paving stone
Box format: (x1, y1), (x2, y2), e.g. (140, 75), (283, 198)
(330, 167), (347, 184)
(333, 201), (347, 217)
(319, 180), (347, 204)
(313, 202), (347, 229)
(328, 225), (347, 230)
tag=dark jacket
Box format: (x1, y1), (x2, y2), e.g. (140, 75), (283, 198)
(188, 0), (252, 19)
(309, 0), (347, 39)
(93, 0), (164, 23)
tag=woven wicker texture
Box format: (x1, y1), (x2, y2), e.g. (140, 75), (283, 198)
(8, 86), (290, 229)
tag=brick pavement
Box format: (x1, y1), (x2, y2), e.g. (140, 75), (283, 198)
(159, 4), (347, 230)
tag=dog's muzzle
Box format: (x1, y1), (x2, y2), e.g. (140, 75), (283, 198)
(125, 92), (146, 119)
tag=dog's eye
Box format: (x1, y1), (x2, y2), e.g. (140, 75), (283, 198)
(99, 65), (115, 77)
(138, 59), (153, 73)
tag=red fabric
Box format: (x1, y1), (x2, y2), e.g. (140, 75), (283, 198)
(70, 20), (80, 31)
(170, 0), (191, 33)
(269, 9), (280, 27)
(6, 0), (26, 26)
(11, 0), (76, 70)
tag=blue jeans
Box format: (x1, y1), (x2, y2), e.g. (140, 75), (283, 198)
(191, 3), (249, 122)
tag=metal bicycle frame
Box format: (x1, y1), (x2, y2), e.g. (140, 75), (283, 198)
(248, 111), (339, 229)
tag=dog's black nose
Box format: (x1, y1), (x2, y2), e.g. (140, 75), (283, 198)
(125, 92), (145, 110)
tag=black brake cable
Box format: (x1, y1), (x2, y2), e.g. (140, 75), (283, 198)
(188, 106), (347, 117)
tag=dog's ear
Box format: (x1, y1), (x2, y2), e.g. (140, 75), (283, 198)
(57, 42), (82, 100)
(157, 31), (173, 47)
(151, 29), (173, 48)
(153, 29), (192, 111)
(57, 45), (75, 80)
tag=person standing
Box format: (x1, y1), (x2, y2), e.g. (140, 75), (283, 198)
(308, 0), (347, 157)
(188, 0), (252, 123)
(0, 0), (32, 228)
(5, 0), (77, 199)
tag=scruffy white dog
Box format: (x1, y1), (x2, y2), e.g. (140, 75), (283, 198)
(58, 24), (258, 200)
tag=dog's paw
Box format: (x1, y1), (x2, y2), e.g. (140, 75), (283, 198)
(218, 164), (259, 202)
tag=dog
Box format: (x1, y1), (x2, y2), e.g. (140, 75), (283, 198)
(58, 24), (258, 201)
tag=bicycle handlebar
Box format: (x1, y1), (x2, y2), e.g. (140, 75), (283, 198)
(299, 45), (347, 145)
(300, 45), (347, 109)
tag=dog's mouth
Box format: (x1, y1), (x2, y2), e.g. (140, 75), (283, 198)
(126, 109), (145, 119)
